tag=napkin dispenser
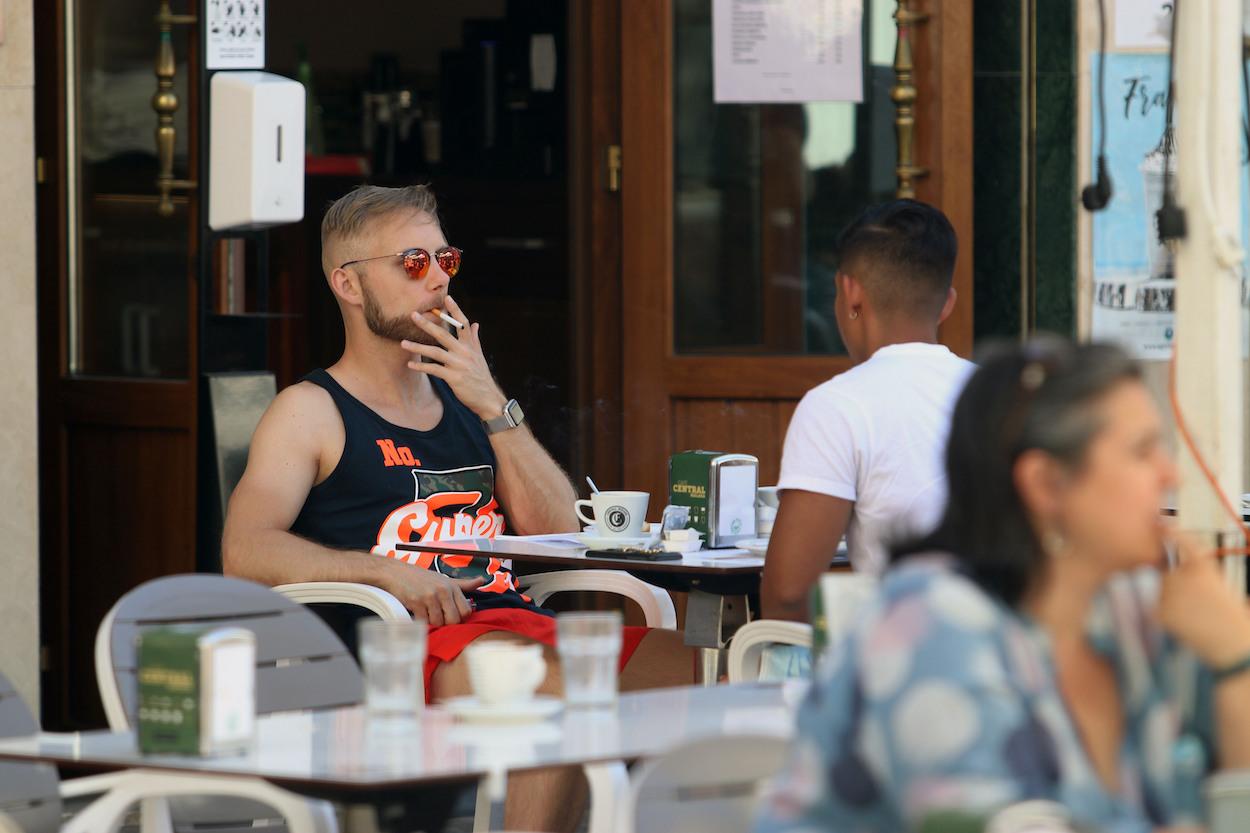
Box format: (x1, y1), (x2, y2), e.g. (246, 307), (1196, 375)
(668, 450), (758, 548)
(137, 626), (256, 756)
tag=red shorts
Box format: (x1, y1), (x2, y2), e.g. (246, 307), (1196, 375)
(424, 607), (649, 703)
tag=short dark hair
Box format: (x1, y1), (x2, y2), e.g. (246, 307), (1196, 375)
(893, 337), (1142, 607)
(836, 199), (957, 320)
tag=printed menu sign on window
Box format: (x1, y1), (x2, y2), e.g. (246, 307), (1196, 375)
(713, 0), (863, 103)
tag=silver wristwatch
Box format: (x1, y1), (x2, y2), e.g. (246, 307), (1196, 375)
(483, 398), (525, 434)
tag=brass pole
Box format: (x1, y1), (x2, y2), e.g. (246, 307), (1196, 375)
(892, 1), (930, 198)
(153, 1), (197, 216)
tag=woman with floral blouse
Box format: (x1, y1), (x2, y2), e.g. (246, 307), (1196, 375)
(757, 339), (1250, 833)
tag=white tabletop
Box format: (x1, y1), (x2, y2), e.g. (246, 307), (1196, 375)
(397, 534), (767, 575)
(0, 682), (806, 790)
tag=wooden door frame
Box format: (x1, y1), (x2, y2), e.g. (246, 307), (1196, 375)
(569, 0), (624, 488)
(621, 0), (974, 498)
(34, 0), (201, 728)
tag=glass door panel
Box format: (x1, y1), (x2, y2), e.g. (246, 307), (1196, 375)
(70, 0), (193, 378)
(672, 0), (898, 355)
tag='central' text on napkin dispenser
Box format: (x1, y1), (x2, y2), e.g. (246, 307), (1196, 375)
(668, 451), (758, 547)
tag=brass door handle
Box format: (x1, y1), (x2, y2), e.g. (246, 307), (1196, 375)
(153, 1), (197, 216)
(892, 1), (930, 199)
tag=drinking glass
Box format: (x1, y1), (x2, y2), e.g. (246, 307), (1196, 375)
(557, 611), (623, 707)
(358, 619), (427, 718)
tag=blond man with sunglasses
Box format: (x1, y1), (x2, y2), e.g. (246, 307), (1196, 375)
(223, 184), (692, 831)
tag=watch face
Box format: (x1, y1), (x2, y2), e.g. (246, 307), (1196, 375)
(505, 399), (524, 426)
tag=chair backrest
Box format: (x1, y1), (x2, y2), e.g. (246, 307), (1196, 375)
(97, 573), (363, 730)
(627, 734), (789, 833)
(726, 620), (812, 683)
(0, 673), (60, 833)
(207, 371), (277, 520)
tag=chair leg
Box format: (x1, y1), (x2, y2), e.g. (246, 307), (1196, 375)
(583, 762), (628, 833)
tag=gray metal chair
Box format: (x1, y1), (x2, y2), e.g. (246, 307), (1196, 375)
(95, 573), (354, 833)
(0, 674), (59, 833)
(0, 669), (328, 833)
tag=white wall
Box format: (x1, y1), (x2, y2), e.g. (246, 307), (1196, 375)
(0, 0), (40, 714)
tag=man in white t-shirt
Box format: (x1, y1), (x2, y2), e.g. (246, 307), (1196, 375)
(761, 200), (974, 622)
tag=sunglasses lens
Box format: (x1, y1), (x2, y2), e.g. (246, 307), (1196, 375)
(401, 249), (430, 279)
(437, 247), (462, 277)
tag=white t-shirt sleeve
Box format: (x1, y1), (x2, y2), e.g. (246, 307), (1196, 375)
(776, 387), (862, 502)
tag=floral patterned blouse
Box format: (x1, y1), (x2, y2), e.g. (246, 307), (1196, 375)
(755, 555), (1214, 833)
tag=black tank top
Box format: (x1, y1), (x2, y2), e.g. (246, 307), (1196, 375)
(291, 369), (542, 613)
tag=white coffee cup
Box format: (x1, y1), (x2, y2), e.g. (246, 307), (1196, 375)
(756, 486), (780, 509)
(574, 491), (649, 538)
(465, 642), (547, 705)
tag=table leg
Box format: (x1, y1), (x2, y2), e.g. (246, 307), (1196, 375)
(683, 589), (750, 685)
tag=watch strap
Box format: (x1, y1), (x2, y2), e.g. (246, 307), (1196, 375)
(483, 399), (524, 434)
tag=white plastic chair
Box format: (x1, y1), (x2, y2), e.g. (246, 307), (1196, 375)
(273, 573), (671, 833)
(275, 569), (678, 629)
(726, 620), (813, 683)
(727, 572), (877, 683)
(622, 734), (789, 833)
(1207, 770), (1250, 833)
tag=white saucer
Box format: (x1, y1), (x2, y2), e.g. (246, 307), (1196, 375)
(739, 538), (771, 556)
(442, 695), (563, 724)
(578, 533), (656, 549)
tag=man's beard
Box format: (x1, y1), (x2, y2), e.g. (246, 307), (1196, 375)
(361, 283), (441, 345)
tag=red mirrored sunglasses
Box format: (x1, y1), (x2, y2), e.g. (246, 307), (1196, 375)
(339, 246), (463, 280)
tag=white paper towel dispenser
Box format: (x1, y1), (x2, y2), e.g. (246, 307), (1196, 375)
(209, 71), (305, 230)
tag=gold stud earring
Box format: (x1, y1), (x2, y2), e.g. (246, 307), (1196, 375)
(1042, 529), (1067, 557)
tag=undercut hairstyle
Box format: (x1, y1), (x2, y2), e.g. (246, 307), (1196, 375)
(835, 199), (958, 321)
(893, 337), (1142, 607)
(320, 184), (440, 277)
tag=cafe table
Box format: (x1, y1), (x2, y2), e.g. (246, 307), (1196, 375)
(398, 534), (850, 683)
(0, 681), (807, 833)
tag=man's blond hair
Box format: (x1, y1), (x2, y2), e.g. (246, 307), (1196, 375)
(320, 184), (440, 277)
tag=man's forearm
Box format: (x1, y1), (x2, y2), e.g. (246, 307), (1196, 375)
(223, 527), (391, 590)
(490, 425), (578, 534)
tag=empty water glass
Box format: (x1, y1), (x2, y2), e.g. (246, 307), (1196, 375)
(359, 619), (427, 718)
(557, 611), (622, 707)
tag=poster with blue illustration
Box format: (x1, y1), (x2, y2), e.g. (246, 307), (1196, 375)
(1090, 53), (1176, 359)
(1090, 52), (1249, 359)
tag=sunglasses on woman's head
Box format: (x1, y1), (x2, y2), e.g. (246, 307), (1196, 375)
(339, 246), (463, 280)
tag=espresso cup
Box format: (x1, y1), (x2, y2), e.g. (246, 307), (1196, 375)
(465, 642), (547, 705)
(574, 491), (649, 538)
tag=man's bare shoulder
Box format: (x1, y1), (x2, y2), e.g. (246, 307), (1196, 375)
(256, 380), (343, 448)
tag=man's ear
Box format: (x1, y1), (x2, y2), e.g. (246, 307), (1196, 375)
(937, 287), (958, 325)
(329, 267), (364, 307)
(839, 272), (866, 310)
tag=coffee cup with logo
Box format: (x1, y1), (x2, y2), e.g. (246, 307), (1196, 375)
(574, 491), (649, 539)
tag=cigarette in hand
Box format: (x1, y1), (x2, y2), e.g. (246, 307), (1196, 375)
(431, 308), (465, 329)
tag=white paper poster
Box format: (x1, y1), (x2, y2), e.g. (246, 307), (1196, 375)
(713, 0), (863, 103)
(1113, 0), (1173, 50)
(207, 0), (266, 71)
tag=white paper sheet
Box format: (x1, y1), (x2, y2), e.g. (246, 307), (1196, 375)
(716, 465), (758, 539)
(207, 0), (266, 70)
(713, 0), (863, 103)
(1113, 0), (1173, 50)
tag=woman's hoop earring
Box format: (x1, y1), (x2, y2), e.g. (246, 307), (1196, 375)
(849, 309), (860, 320)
